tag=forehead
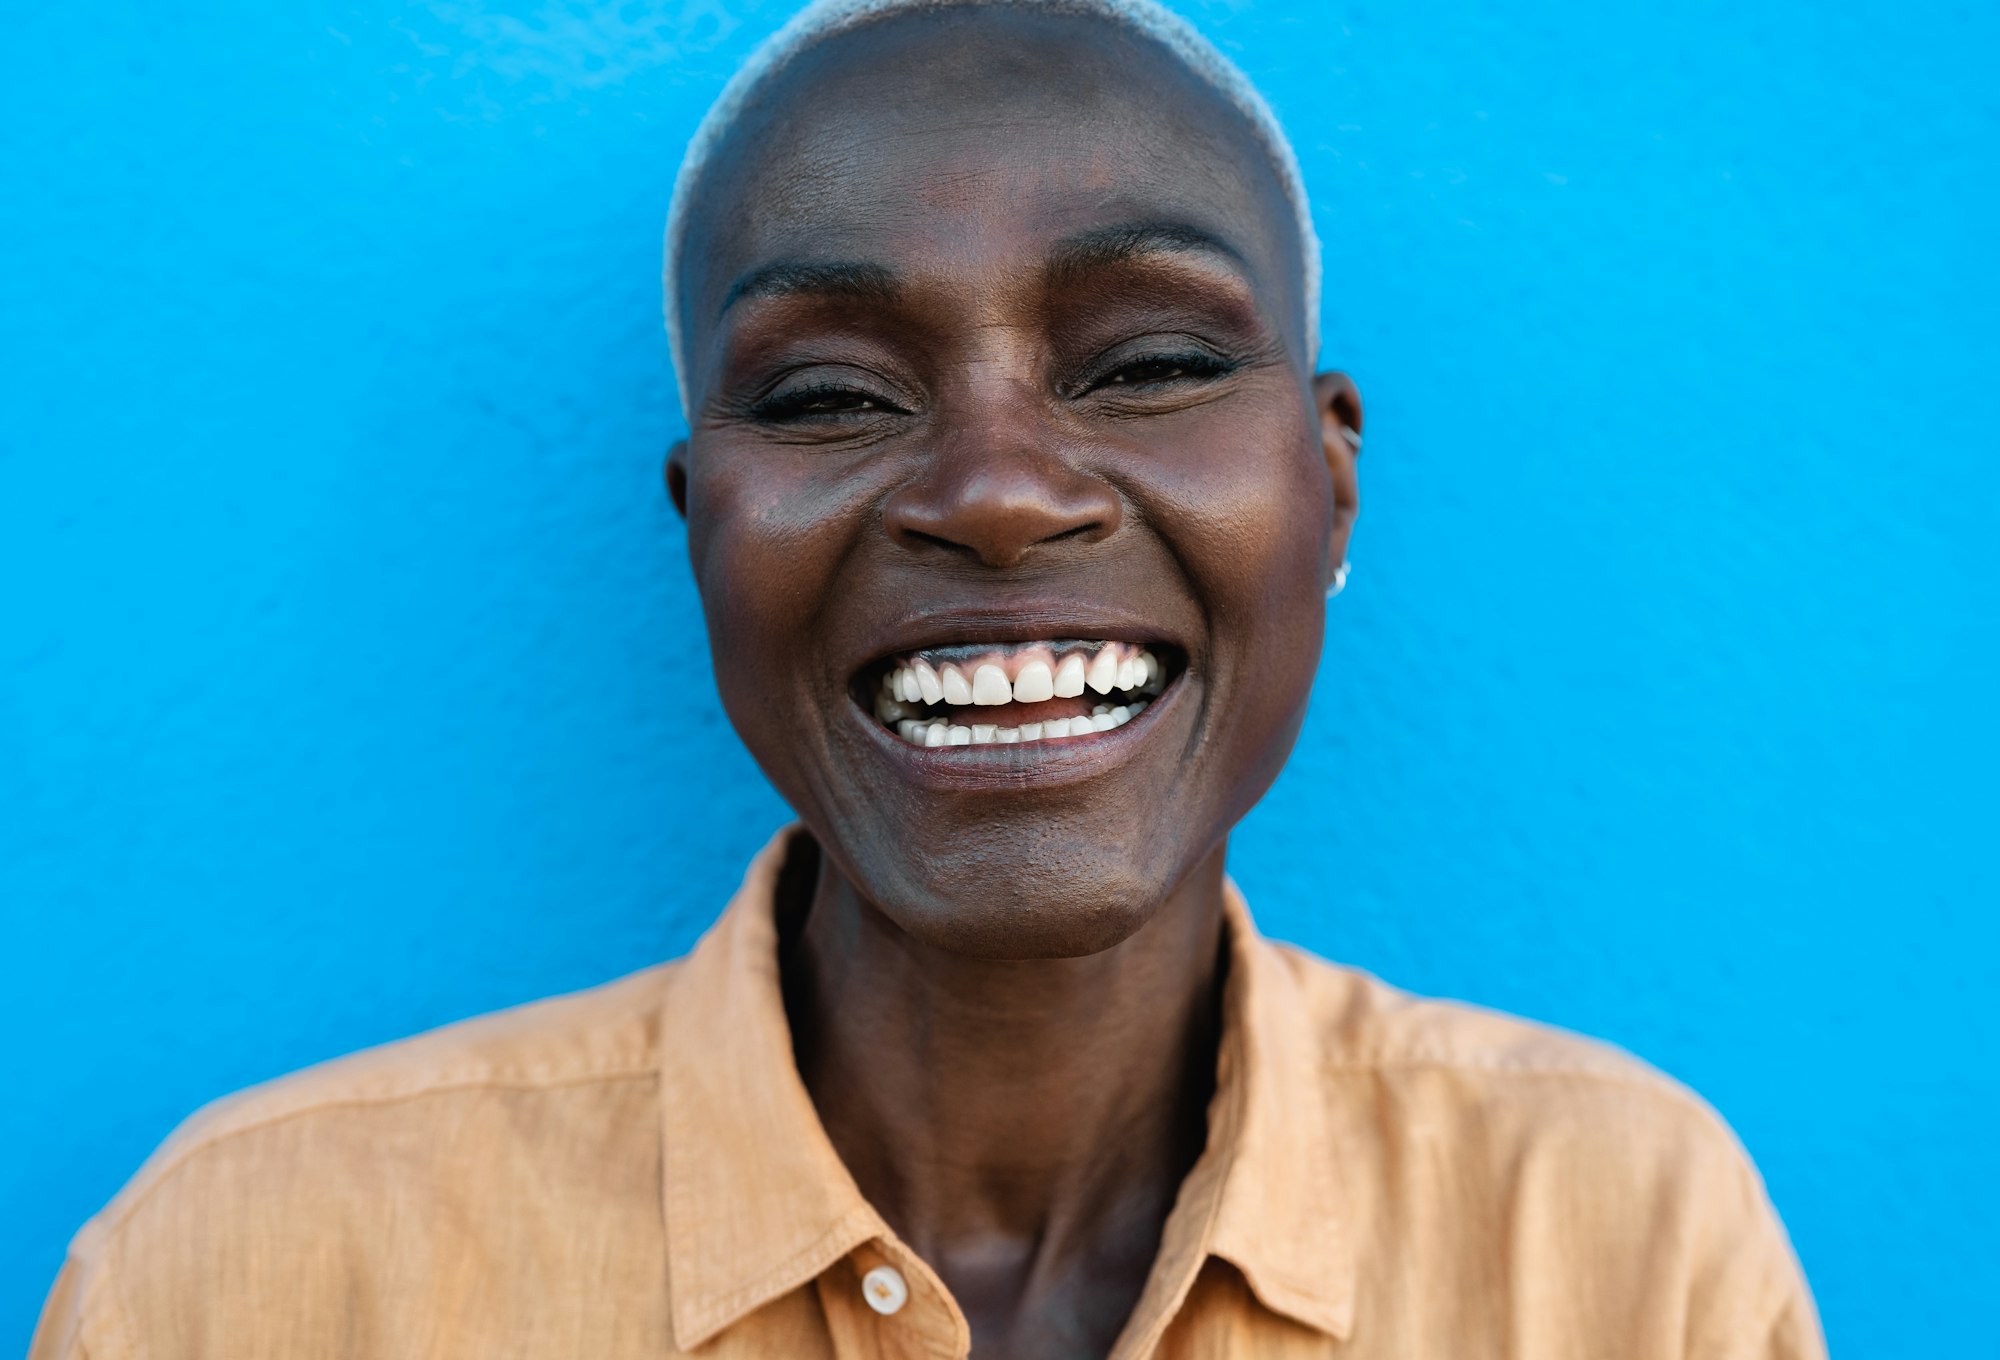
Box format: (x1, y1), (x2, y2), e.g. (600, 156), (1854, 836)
(675, 8), (1303, 347)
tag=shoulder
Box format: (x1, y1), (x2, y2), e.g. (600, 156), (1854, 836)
(126, 960), (672, 1192)
(39, 962), (679, 1357)
(1265, 941), (1822, 1355)
(1271, 937), (1734, 1141)
(1273, 938), (1769, 1203)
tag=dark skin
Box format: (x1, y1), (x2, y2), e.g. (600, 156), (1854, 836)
(664, 10), (1360, 1358)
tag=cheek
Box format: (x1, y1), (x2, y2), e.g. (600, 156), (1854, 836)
(686, 446), (872, 680)
(1147, 396), (1331, 760)
(1155, 399), (1332, 625)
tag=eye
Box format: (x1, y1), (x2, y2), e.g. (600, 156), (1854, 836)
(748, 380), (906, 424)
(1085, 349), (1235, 394)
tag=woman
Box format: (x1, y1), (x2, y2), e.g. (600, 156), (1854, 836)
(32, 2), (1824, 1357)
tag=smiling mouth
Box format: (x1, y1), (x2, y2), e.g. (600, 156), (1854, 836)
(859, 640), (1179, 748)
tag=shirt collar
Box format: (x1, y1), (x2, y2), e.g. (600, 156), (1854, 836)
(1202, 878), (1356, 1338)
(657, 828), (1355, 1351)
(657, 830), (888, 1350)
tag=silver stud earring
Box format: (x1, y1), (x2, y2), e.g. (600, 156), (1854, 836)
(1327, 426), (1360, 599)
(1326, 559), (1351, 600)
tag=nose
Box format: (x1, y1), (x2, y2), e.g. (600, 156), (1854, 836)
(883, 404), (1122, 569)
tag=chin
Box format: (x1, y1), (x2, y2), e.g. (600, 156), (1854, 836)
(825, 824), (1188, 960)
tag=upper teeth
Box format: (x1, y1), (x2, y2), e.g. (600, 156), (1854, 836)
(871, 641), (1170, 747)
(880, 642), (1166, 710)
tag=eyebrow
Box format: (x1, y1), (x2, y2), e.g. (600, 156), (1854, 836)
(1044, 221), (1252, 288)
(718, 260), (900, 319)
(715, 221), (1249, 321)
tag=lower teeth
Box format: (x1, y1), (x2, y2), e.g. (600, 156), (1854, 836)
(896, 702), (1147, 748)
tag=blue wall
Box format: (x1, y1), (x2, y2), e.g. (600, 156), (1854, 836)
(3, 1), (1993, 1351)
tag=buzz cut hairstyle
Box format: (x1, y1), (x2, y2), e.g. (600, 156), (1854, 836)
(662, 0), (1321, 412)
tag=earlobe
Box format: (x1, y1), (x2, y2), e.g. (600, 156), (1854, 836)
(665, 440), (690, 521)
(1311, 372), (1362, 584)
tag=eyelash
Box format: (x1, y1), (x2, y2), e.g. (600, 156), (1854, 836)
(1084, 349), (1234, 392)
(745, 348), (1236, 425)
(747, 382), (903, 423)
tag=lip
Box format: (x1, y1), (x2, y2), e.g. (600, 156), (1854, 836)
(848, 659), (1188, 794)
(842, 600), (1192, 683)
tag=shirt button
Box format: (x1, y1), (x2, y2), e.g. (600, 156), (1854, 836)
(861, 1264), (909, 1316)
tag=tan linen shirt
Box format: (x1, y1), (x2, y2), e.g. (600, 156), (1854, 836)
(33, 829), (1824, 1359)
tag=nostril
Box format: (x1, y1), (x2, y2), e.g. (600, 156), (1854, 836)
(895, 526), (973, 556)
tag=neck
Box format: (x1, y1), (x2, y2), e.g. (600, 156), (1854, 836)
(781, 840), (1229, 1347)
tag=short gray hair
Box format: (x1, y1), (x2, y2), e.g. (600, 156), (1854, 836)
(663, 0), (1320, 412)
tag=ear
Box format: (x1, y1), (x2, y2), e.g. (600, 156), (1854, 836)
(665, 439), (690, 521)
(1312, 371), (1362, 584)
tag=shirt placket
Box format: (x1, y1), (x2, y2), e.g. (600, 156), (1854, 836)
(815, 1238), (971, 1360)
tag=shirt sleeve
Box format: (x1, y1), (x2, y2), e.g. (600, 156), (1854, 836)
(1684, 1157), (1827, 1360)
(28, 1246), (130, 1360)
(1759, 1292), (1830, 1360)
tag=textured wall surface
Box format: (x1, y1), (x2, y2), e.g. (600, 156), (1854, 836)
(3, 0), (1993, 1352)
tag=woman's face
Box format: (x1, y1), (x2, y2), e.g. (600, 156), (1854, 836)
(671, 9), (1358, 958)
